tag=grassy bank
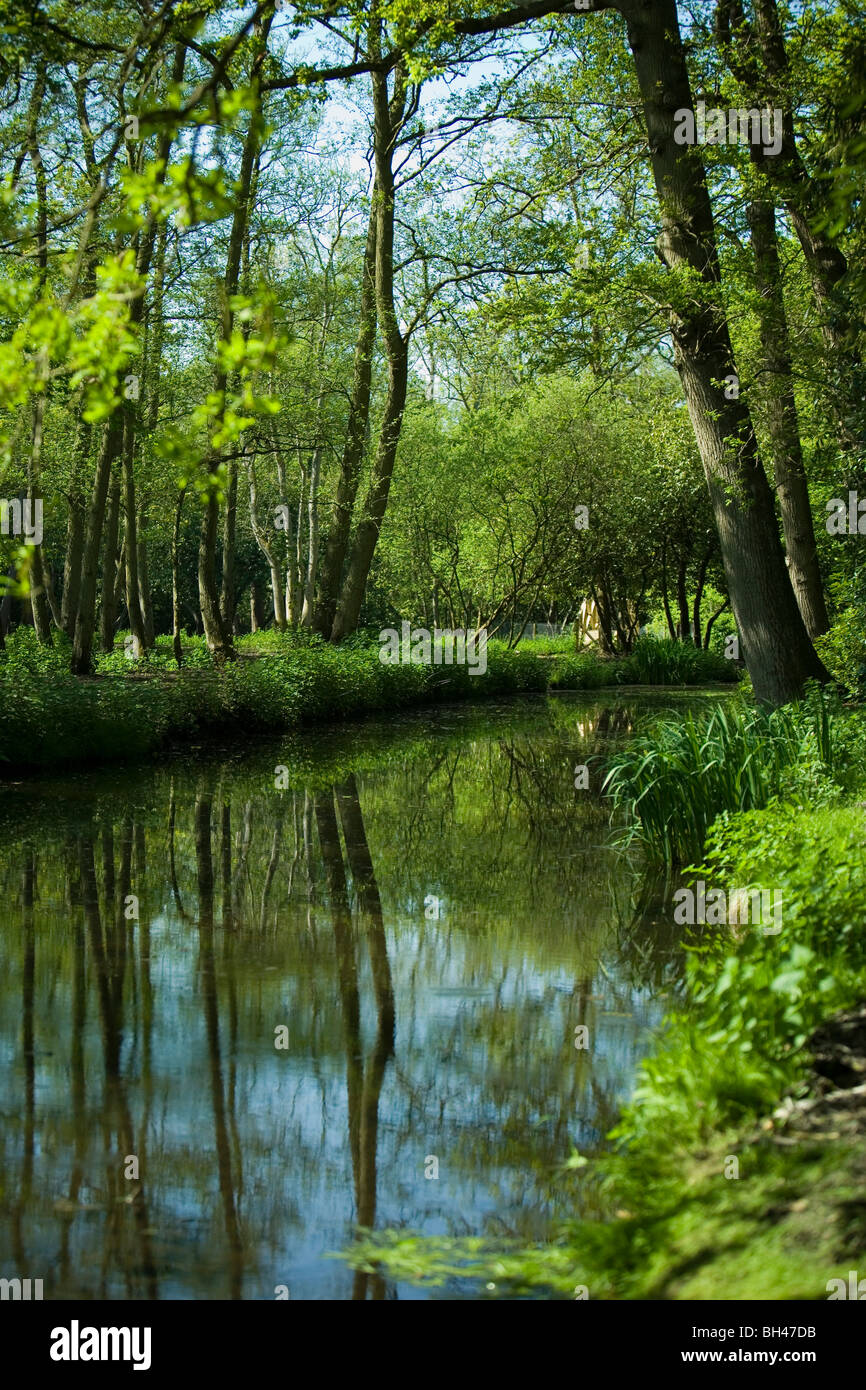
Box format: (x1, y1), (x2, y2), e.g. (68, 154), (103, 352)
(347, 690), (866, 1299)
(588, 791), (866, 1299)
(0, 628), (735, 771)
(603, 686), (842, 864)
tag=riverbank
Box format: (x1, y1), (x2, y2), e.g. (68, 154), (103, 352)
(0, 628), (735, 771)
(347, 694), (866, 1298)
(587, 792), (866, 1299)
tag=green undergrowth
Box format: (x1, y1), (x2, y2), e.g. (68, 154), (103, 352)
(548, 635), (735, 690)
(0, 627), (550, 768)
(617, 634), (736, 687)
(0, 628), (736, 771)
(603, 684), (864, 864)
(591, 1135), (866, 1300)
(587, 797), (866, 1298)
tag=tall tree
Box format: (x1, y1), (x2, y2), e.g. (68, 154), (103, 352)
(332, 46), (412, 641)
(747, 197), (829, 638)
(716, 0), (866, 458)
(199, 15), (272, 661)
(607, 0), (828, 701)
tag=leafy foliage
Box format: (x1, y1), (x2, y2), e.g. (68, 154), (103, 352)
(602, 685), (842, 865)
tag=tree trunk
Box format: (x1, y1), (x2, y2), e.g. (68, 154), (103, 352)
(313, 201), (378, 636)
(198, 19), (270, 661)
(591, 582), (616, 656)
(660, 541), (677, 640)
(250, 581), (265, 633)
(692, 543), (712, 649)
(138, 521), (155, 648)
(100, 469), (122, 655)
(134, 174), (167, 657)
(118, 44), (185, 659)
(611, 587), (632, 653)
(61, 484), (86, 640)
(291, 475), (304, 626)
(618, 0), (828, 703)
(114, 537), (127, 629)
(26, 378), (51, 649)
(300, 445), (321, 627)
(747, 198), (829, 638)
(26, 431), (53, 647)
(270, 422), (294, 630)
(24, 94), (53, 651)
(172, 485), (186, 667)
(247, 444), (287, 630)
(42, 558), (62, 629)
(61, 349), (95, 640)
(676, 550), (691, 642)
(199, 491), (231, 661)
(62, 99), (97, 643)
(331, 60), (409, 642)
(72, 414), (123, 673)
(704, 597), (731, 650)
(27, 541), (53, 645)
(70, 47), (186, 675)
(717, 0), (864, 455)
(219, 457), (238, 635)
(121, 406), (147, 658)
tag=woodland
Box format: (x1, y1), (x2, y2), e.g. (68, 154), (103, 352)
(0, 0), (862, 715)
(1, 0), (866, 1306)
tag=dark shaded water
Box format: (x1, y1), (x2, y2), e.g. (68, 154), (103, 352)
(0, 691), (709, 1299)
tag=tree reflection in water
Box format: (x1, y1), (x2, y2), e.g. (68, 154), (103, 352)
(0, 695), (704, 1298)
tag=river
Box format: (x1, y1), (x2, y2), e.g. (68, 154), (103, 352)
(0, 690), (714, 1299)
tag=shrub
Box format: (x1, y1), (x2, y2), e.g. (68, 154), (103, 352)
(602, 684), (841, 864)
(814, 571), (866, 697)
(548, 652), (616, 689)
(618, 635), (736, 686)
(0, 629), (547, 768)
(614, 799), (866, 1154)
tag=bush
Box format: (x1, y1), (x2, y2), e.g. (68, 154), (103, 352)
(615, 796), (866, 1151)
(0, 629), (549, 769)
(95, 631), (212, 673)
(618, 635), (736, 686)
(548, 652), (616, 689)
(602, 684), (841, 864)
(0, 625), (71, 675)
(814, 572), (866, 697)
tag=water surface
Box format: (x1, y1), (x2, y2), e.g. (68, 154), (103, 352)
(0, 691), (710, 1299)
